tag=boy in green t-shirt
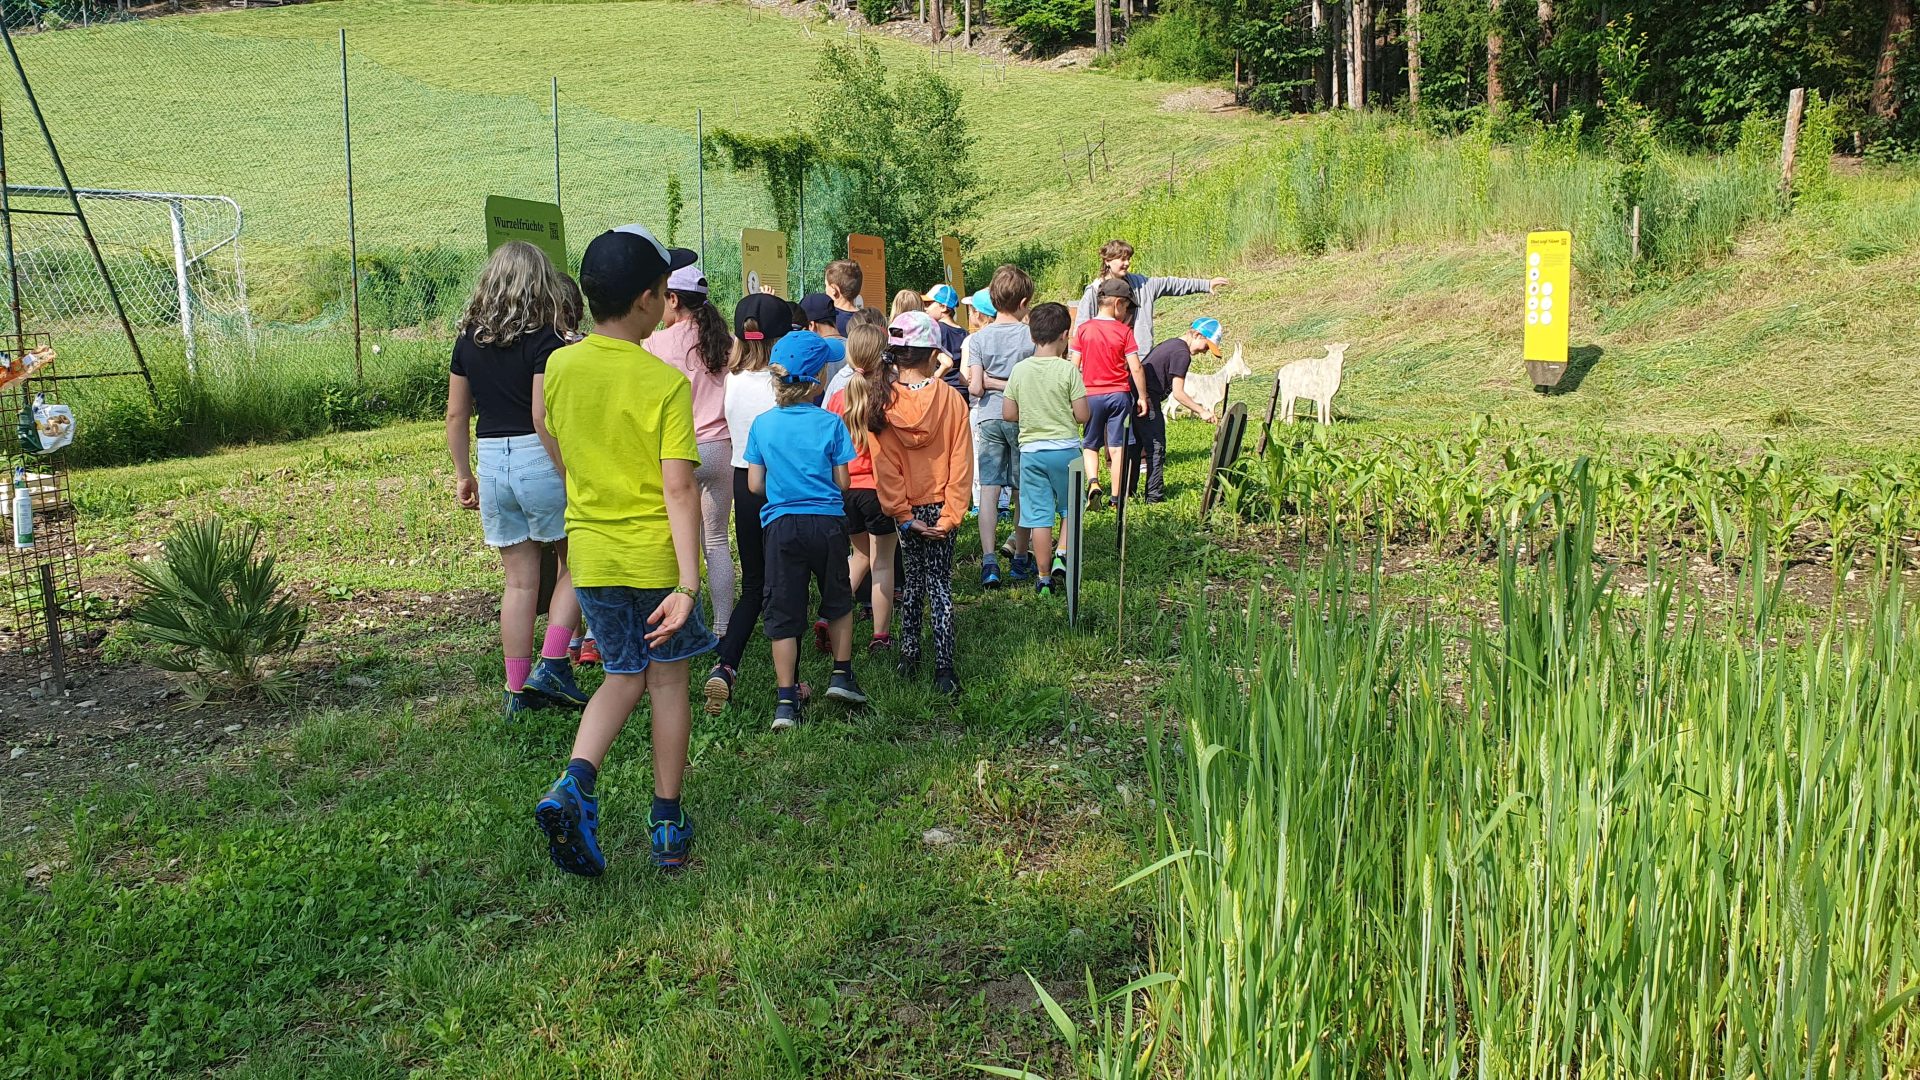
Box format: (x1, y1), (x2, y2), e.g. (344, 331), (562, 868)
(1002, 302), (1090, 596)
(535, 225), (713, 877)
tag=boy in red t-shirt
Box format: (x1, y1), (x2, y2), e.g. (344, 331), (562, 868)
(1069, 277), (1147, 509)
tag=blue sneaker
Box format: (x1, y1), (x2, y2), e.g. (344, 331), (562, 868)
(649, 809), (694, 871)
(534, 774), (605, 878)
(504, 688), (536, 721)
(980, 561), (1002, 588)
(1007, 554), (1035, 582)
(525, 658), (588, 710)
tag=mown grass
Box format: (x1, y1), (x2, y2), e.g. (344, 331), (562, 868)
(5, 416), (1259, 1078)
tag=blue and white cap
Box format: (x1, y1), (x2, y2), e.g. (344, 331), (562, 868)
(921, 283), (960, 310)
(1191, 317), (1224, 355)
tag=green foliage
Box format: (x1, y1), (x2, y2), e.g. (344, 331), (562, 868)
(128, 516), (309, 704)
(858, 0), (894, 25)
(702, 128), (823, 243)
(1115, 1), (1232, 81)
(986, 0), (1093, 55)
(1793, 89), (1842, 204)
(664, 170), (685, 246)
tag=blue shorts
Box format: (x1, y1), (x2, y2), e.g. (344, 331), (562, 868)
(1082, 391), (1138, 450)
(1017, 447), (1079, 529)
(477, 434), (566, 548)
(975, 418), (1022, 488)
(573, 586), (717, 676)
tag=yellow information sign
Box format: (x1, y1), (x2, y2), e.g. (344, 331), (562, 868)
(847, 233), (886, 311)
(1523, 230), (1571, 363)
(941, 236), (964, 298)
(484, 196), (566, 269)
(740, 228), (789, 299)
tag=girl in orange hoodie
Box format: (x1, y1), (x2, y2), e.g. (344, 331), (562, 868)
(873, 311), (974, 697)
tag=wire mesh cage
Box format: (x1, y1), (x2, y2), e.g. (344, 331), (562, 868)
(0, 333), (84, 689)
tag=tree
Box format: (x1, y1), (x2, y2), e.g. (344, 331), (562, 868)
(1487, 0), (1504, 107)
(1872, 0), (1912, 118)
(1407, 0), (1423, 106)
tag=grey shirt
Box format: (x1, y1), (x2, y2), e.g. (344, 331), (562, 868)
(967, 321), (1034, 425)
(1076, 272), (1215, 356)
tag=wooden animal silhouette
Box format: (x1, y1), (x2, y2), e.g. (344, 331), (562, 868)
(1168, 344), (1250, 420)
(1277, 343), (1350, 425)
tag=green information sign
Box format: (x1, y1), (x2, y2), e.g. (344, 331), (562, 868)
(484, 196), (567, 269)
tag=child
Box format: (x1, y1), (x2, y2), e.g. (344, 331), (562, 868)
(825, 259), (863, 336)
(874, 310), (973, 697)
(705, 292), (795, 714)
(1070, 277), (1147, 510)
(1003, 302), (1089, 594)
(825, 306), (888, 399)
(966, 265), (1037, 586)
(745, 331), (868, 730)
(445, 240), (586, 719)
(1134, 318), (1226, 502)
(801, 292), (849, 389)
(921, 283), (971, 399)
(535, 225), (714, 877)
(826, 322), (897, 652)
(889, 289), (925, 319)
(1074, 238), (1230, 358)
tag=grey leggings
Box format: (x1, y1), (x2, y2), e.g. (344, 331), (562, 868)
(696, 439), (736, 636)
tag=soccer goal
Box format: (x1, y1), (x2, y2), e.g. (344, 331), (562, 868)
(3, 184), (251, 373)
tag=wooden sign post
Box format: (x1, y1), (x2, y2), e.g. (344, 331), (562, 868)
(1201, 402), (1249, 517)
(941, 236), (965, 298)
(484, 195), (567, 269)
(847, 234), (887, 312)
(740, 228), (789, 299)
(1256, 373), (1284, 456)
(1066, 457), (1086, 629)
(1523, 230), (1572, 390)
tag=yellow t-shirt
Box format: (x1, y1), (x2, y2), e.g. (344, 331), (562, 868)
(543, 333), (700, 589)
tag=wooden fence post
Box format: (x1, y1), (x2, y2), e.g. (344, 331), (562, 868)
(1780, 87), (1806, 204)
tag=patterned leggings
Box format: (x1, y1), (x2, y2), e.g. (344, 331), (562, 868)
(899, 503), (957, 671)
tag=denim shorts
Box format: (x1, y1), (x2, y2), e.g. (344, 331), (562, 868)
(477, 434), (566, 548)
(1082, 391), (1138, 450)
(574, 586), (717, 676)
(1017, 447), (1079, 528)
(974, 418), (1022, 488)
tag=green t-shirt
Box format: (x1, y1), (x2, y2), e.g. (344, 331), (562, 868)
(1003, 355), (1088, 448)
(543, 333), (700, 589)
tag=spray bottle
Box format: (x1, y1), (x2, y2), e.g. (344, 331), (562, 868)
(12, 468), (31, 550)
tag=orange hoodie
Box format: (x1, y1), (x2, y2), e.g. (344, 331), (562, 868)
(874, 375), (975, 534)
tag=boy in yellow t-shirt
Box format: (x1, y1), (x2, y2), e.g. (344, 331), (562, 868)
(535, 225), (711, 877)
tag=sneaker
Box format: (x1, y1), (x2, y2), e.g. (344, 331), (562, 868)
(648, 809), (694, 871)
(980, 562), (1001, 588)
(771, 696), (802, 732)
(1007, 554), (1035, 582)
(534, 774), (605, 878)
(703, 663), (736, 716)
(524, 659), (589, 710)
(1036, 580), (1052, 597)
(576, 638), (602, 667)
(1051, 554), (1068, 589)
(1086, 483), (1103, 512)
(859, 603), (874, 623)
(868, 633), (895, 654)
(813, 619), (832, 655)
(826, 669), (868, 705)
(897, 652), (920, 679)
(933, 668), (962, 697)
(998, 541), (1015, 561)
(504, 688), (536, 721)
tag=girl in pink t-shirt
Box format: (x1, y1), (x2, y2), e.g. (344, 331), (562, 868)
(644, 264), (737, 635)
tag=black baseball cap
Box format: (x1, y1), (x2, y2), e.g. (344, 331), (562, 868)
(577, 225), (697, 322)
(734, 292), (793, 344)
(1097, 277), (1135, 299)
(799, 292), (836, 325)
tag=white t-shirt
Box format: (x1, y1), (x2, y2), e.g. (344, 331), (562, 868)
(724, 369), (778, 468)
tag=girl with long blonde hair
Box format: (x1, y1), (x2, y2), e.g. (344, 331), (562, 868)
(825, 322), (897, 649)
(446, 240), (587, 718)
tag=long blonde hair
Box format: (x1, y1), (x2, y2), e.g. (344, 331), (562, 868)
(840, 323), (891, 453)
(459, 241), (570, 347)
(889, 289), (925, 319)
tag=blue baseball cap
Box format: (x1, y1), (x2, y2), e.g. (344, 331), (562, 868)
(1191, 317), (1224, 355)
(921, 283), (960, 309)
(968, 288), (996, 318)
(770, 330), (832, 384)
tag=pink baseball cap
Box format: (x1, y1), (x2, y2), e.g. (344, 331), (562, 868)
(888, 310), (942, 351)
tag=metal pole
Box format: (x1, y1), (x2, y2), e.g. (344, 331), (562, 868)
(167, 200), (195, 374)
(2, 22), (156, 402)
(551, 76), (561, 208)
(0, 95), (25, 356)
(39, 564), (65, 697)
(695, 109), (706, 266)
(796, 169), (805, 295)
(340, 28), (362, 384)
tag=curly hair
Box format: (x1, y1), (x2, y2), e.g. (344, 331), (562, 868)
(458, 241), (570, 347)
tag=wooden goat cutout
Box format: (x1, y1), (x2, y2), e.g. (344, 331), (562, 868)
(1277, 342), (1350, 425)
(1168, 344), (1249, 420)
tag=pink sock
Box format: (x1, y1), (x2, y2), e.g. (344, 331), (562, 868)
(541, 623), (575, 661)
(505, 657), (533, 693)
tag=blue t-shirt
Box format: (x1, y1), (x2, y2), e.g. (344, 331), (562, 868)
(818, 336), (849, 394)
(743, 402), (857, 526)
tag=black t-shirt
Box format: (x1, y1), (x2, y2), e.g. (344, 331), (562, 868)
(834, 308), (856, 336)
(937, 322), (970, 398)
(1142, 338), (1195, 403)
(450, 327), (566, 439)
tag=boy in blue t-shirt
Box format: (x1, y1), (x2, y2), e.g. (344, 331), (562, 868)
(745, 331), (867, 730)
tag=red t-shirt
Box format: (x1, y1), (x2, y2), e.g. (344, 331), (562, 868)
(1072, 318), (1138, 396)
(825, 389), (875, 489)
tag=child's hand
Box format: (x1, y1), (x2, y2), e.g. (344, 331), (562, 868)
(645, 590), (694, 645)
(1135, 397), (1150, 417)
(455, 477), (479, 509)
(1209, 277), (1231, 291)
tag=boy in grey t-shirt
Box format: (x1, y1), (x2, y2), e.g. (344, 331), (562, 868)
(967, 266), (1037, 586)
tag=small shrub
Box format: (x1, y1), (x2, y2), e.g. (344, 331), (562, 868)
(987, 0), (1093, 55)
(128, 517), (309, 705)
(857, 0), (892, 25)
